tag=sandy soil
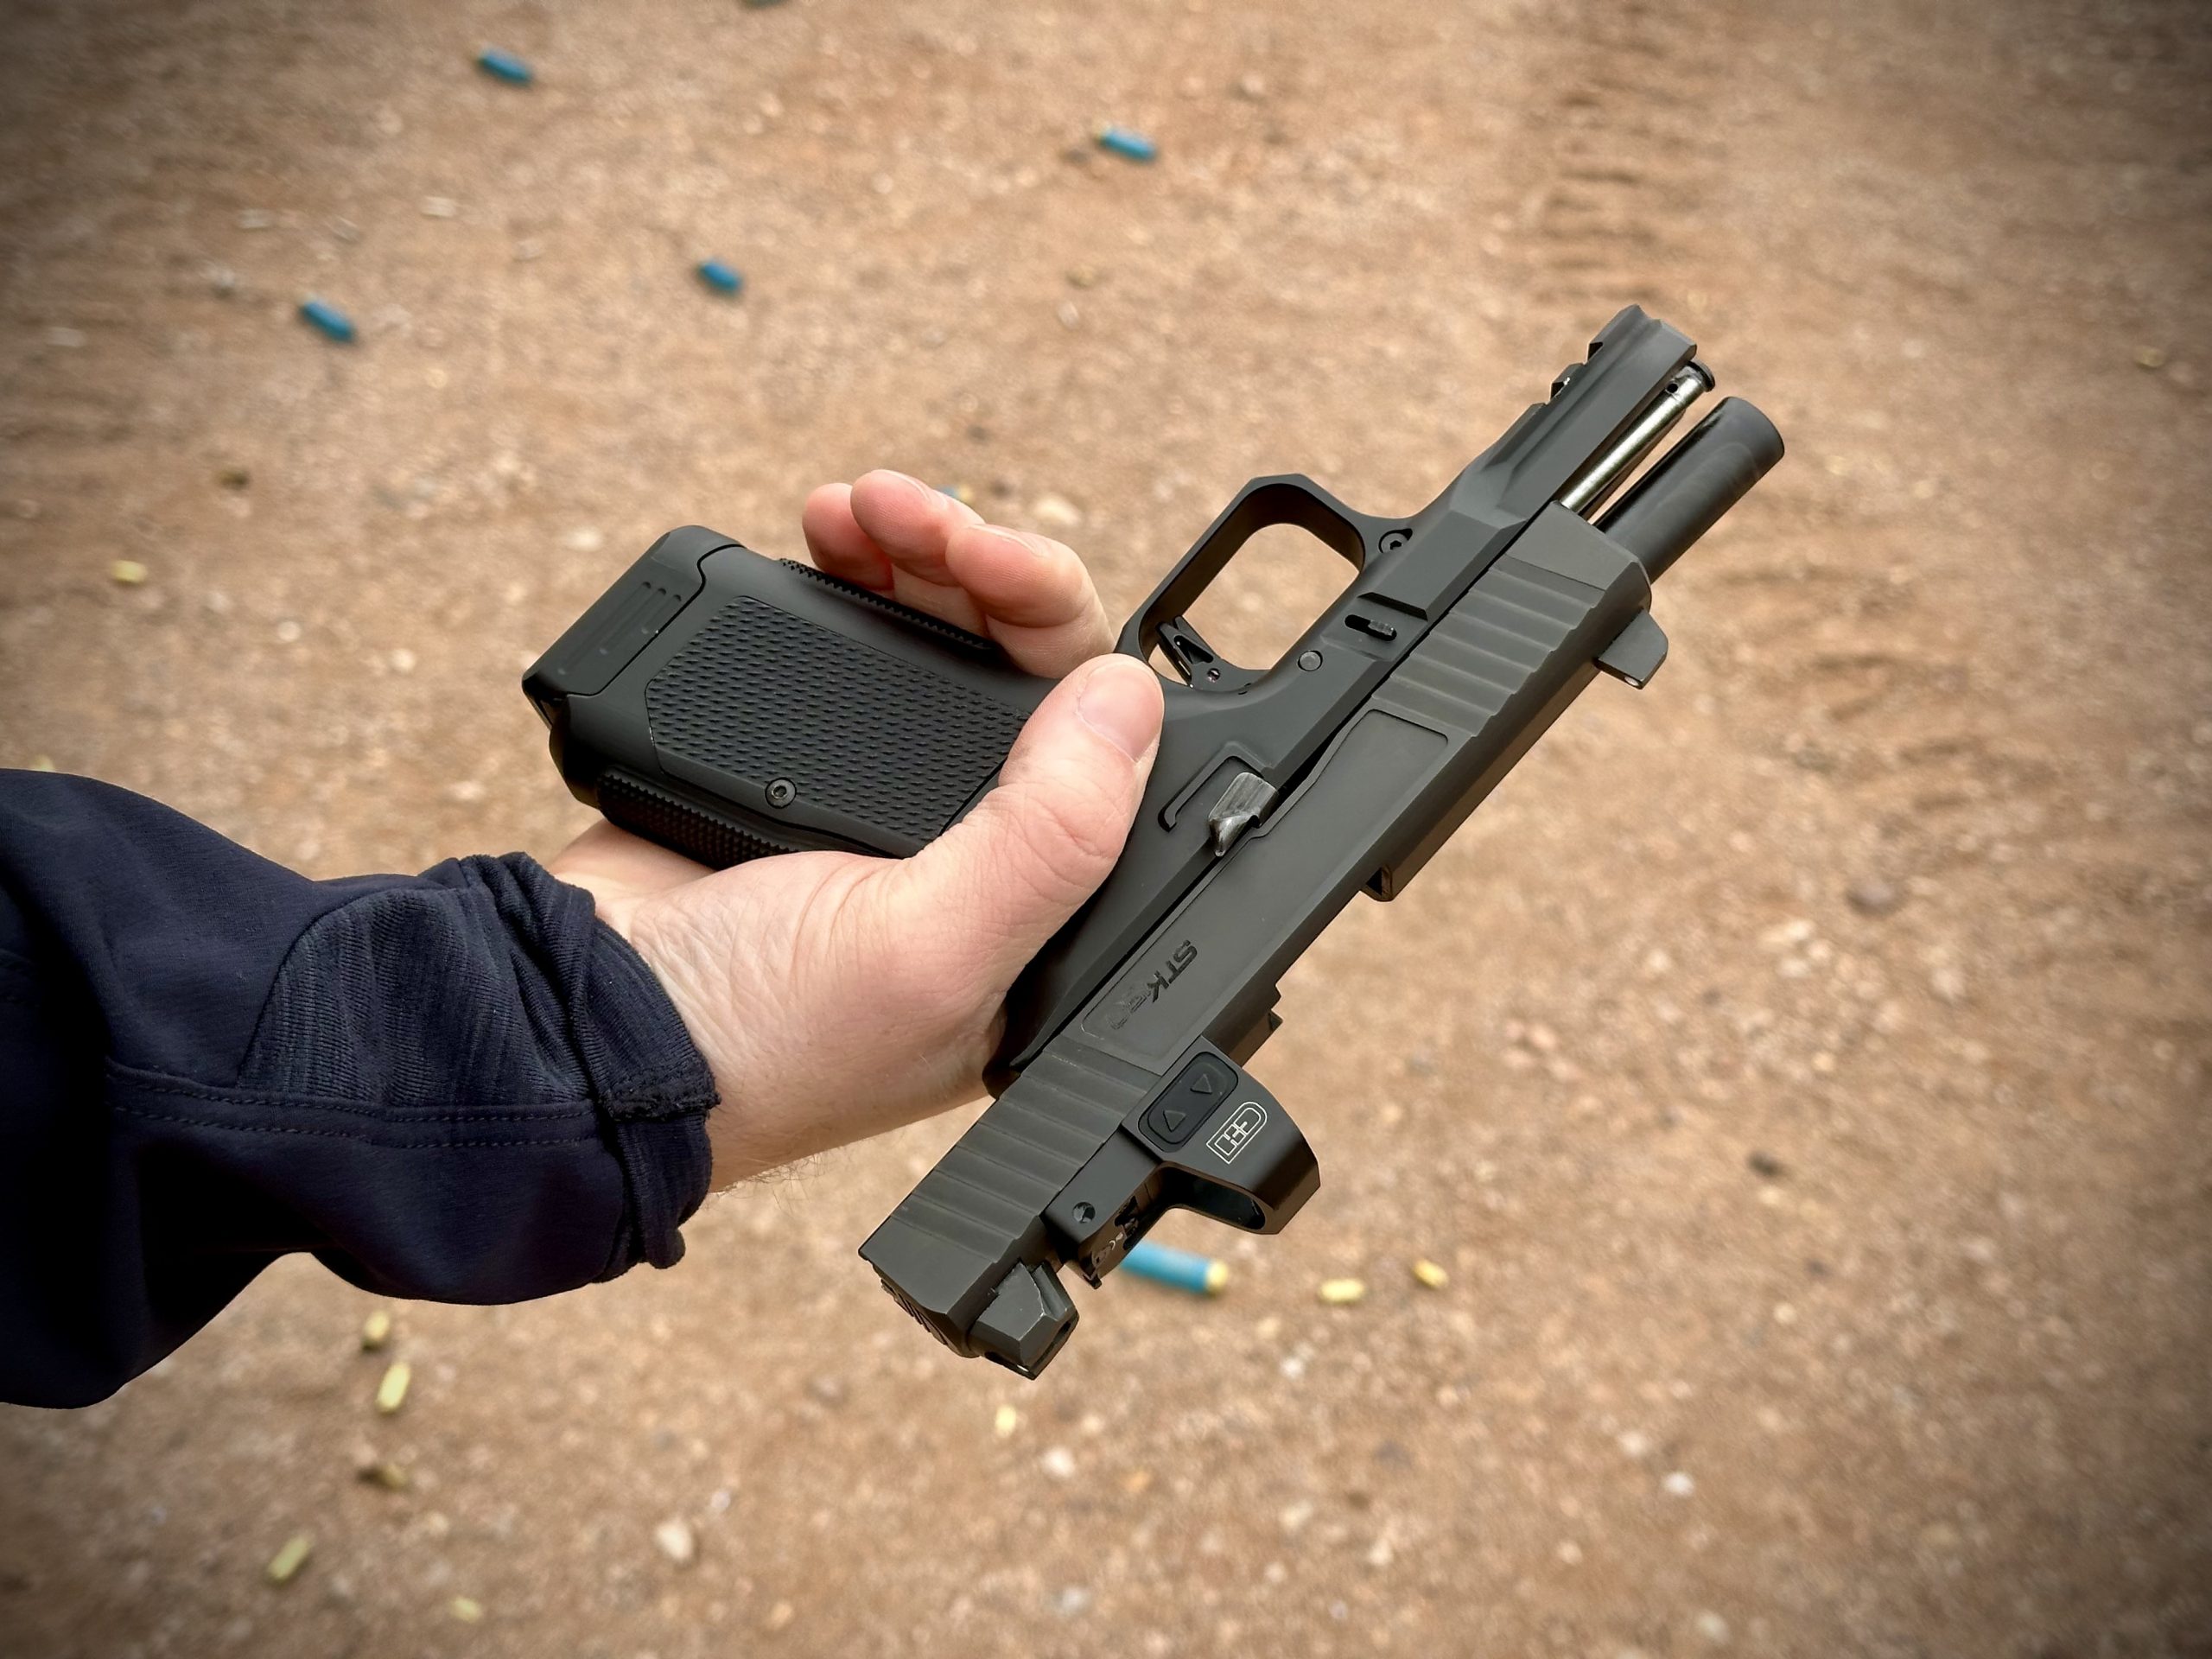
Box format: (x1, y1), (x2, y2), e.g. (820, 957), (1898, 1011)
(2, 1), (2208, 1655)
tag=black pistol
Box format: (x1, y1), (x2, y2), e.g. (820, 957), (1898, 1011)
(524, 307), (1783, 1376)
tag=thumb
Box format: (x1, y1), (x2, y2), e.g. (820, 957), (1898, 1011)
(881, 653), (1163, 995)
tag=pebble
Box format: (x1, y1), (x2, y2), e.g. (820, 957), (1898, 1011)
(374, 1361), (411, 1415)
(1039, 1446), (1077, 1480)
(476, 48), (532, 86)
(698, 259), (744, 296)
(561, 525), (607, 553)
(1236, 73), (1268, 100)
(1030, 493), (1084, 530)
(1318, 1278), (1367, 1306)
(993, 1403), (1019, 1439)
(238, 209), (276, 231)
(45, 327), (86, 349)
(1847, 878), (1901, 916)
(1095, 124), (1159, 162)
(1662, 1470), (1695, 1497)
(275, 620), (303, 644)
(1617, 1430), (1652, 1459)
(265, 1534), (313, 1585)
(1411, 1258), (1449, 1290)
(1054, 1586), (1093, 1617)
(450, 1596), (485, 1623)
(1694, 1611), (1731, 1645)
(109, 559), (149, 586)
(765, 1599), (796, 1630)
(419, 196), (459, 219)
(653, 1517), (697, 1567)
(1746, 1150), (1786, 1179)
(2135, 346), (2167, 370)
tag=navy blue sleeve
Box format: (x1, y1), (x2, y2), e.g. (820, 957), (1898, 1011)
(0, 771), (718, 1408)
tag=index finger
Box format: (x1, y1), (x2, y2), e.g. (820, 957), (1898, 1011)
(942, 522), (1118, 678)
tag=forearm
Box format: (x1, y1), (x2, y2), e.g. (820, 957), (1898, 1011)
(0, 772), (718, 1407)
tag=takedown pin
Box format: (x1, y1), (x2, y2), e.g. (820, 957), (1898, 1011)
(1206, 770), (1278, 855)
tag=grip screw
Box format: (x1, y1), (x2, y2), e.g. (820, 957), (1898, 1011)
(766, 779), (796, 807)
(1297, 649), (1323, 671)
(1379, 528), (1410, 554)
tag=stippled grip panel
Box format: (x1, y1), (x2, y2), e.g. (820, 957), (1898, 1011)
(645, 597), (1030, 849)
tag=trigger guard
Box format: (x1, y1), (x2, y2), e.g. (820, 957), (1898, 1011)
(1114, 475), (1391, 674)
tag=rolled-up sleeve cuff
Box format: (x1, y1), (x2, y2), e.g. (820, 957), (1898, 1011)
(541, 875), (719, 1277)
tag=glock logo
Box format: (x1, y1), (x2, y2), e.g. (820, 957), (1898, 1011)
(1206, 1101), (1267, 1165)
(1105, 939), (1197, 1033)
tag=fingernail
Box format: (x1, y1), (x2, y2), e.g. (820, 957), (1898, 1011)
(1076, 659), (1160, 760)
(887, 470), (937, 506)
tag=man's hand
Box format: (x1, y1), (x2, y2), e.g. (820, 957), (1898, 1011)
(549, 472), (1163, 1185)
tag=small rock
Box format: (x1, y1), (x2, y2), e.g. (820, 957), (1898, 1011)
(1847, 879), (1900, 916)
(1121, 1468), (1154, 1495)
(1617, 1430), (1653, 1459)
(450, 1596), (484, 1624)
(1410, 1259), (1448, 1290)
(764, 1599), (795, 1631)
(1066, 264), (1100, 289)
(653, 1517), (696, 1567)
(275, 620), (302, 644)
(1694, 1610), (1730, 1645)
(1929, 963), (1967, 1005)
(218, 466), (251, 491)
(806, 1374), (844, 1406)
(109, 560), (149, 587)
(1363, 1536), (1394, 1569)
(1556, 1539), (1584, 1565)
(1053, 1586), (1093, 1617)
(419, 196), (459, 219)
(1746, 1150), (1786, 1180)
(2135, 346), (2167, 370)
(993, 1403), (1019, 1439)
(1031, 493), (1084, 531)
(45, 327), (86, 349)
(1318, 1278), (1366, 1306)
(1662, 1470), (1695, 1497)
(388, 647), (416, 674)
(238, 209), (276, 231)
(561, 525), (607, 553)
(1039, 1446), (1077, 1480)
(1235, 72), (1268, 100)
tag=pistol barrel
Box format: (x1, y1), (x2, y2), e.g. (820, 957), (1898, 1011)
(1599, 397), (1785, 580)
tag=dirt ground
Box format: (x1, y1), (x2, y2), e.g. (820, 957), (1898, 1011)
(3, 0), (2209, 1655)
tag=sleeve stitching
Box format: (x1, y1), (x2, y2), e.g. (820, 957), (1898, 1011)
(108, 1062), (713, 1125)
(111, 1098), (610, 1151)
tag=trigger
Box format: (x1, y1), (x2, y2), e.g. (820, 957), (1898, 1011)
(1158, 617), (1262, 692)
